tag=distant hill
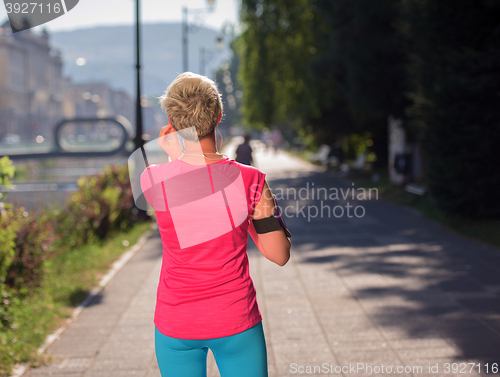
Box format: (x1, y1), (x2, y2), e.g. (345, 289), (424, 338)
(51, 23), (231, 96)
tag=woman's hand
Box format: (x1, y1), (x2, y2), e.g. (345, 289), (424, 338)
(157, 122), (183, 160)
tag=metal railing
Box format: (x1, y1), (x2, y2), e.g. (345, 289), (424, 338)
(1, 116), (133, 160)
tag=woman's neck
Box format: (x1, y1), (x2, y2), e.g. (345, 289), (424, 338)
(181, 131), (226, 164)
(184, 131), (218, 155)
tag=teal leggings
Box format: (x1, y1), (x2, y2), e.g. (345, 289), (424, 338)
(154, 321), (268, 377)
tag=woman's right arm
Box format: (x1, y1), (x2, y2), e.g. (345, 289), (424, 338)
(249, 180), (291, 266)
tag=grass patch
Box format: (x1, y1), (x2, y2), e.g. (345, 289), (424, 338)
(0, 220), (152, 376)
(344, 167), (500, 249)
(44, 221), (152, 308)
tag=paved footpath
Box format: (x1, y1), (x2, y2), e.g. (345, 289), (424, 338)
(21, 140), (500, 377)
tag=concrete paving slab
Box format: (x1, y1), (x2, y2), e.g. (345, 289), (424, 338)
(19, 144), (500, 377)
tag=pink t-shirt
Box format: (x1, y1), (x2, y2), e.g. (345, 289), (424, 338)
(140, 158), (266, 339)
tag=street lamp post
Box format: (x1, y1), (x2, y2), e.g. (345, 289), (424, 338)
(134, 0), (144, 151)
(181, 0), (216, 72)
(199, 46), (205, 75)
(133, 0), (150, 220)
(182, 6), (188, 72)
(199, 36), (223, 76)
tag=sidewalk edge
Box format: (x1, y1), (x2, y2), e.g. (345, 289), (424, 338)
(10, 222), (156, 377)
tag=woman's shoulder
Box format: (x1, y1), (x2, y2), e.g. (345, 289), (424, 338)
(223, 158), (264, 173)
(219, 160), (265, 194)
(140, 161), (183, 187)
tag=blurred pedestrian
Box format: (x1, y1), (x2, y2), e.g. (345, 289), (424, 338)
(235, 134), (253, 166)
(141, 72), (291, 377)
(271, 128), (283, 154)
(261, 128), (271, 151)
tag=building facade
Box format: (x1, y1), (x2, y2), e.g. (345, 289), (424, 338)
(62, 81), (135, 120)
(0, 20), (166, 148)
(0, 21), (64, 142)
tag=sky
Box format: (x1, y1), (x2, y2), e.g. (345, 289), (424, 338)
(0, 0), (240, 33)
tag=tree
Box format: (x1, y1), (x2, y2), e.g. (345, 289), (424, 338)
(237, 0), (409, 165)
(311, 0), (410, 165)
(237, 0), (317, 129)
(401, 0), (500, 218)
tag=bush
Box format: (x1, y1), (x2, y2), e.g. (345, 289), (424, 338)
(64, 165), (137, 246)
(0, 207), (16, 290)
(4, 207), (59, 293)
(0, 158), (59, 374)
(0, 160), (147, 375)
(0, 163), (137, 297)
(0, 207), (17, 329)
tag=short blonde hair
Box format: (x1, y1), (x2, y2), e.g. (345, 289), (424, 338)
(159, 72), (223, 141)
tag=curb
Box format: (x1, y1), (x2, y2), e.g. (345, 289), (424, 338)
(10, 223), (156, 377)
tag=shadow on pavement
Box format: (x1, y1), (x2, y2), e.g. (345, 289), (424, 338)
(269, 170), (500, 365)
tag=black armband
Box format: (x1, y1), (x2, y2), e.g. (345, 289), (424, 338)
(252, 194), (292, 237)
(252, 215), (281, 233)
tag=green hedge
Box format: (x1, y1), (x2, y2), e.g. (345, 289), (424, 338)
(63, 165), (136, 247)
(0, 158), (145, 375)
